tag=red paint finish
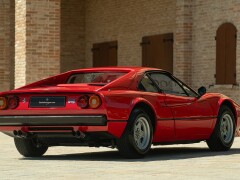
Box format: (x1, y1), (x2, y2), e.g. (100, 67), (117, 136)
(154, 120), (175, 142)
(164, 94), (214, 140)
(0, 67), (239, 146)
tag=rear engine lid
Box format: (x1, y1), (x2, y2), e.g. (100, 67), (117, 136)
(6, 84), (103, 94)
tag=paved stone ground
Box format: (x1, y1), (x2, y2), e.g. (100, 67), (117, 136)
(0, 133), (240, 180)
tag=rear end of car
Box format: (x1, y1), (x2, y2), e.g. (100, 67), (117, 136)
(0, 69), (131, 151)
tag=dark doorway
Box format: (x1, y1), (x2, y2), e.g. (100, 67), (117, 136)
(92, 41), (117, 67)
(216, 23), (237, 84)
(141, 33), (173, 73)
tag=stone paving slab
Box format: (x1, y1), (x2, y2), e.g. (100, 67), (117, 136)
(0, 133), (240, 180)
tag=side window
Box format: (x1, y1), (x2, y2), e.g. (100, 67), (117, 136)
(182, 84), (198, 97)
(138, 75), (158, 93)
(149, 73), (187, 96)
(174, 78), (199, 97)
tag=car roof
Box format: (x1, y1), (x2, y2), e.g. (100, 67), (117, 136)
(69, 66), (165, 73)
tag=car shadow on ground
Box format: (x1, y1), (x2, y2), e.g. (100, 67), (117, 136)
(20, 147), (240, 162)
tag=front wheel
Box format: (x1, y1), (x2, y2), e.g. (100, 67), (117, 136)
(207, 105), (235, 151)
(116, 108), (153, 159)
(14, 138), (48, 157)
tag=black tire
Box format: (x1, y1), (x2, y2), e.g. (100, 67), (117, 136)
(14, 138), (48, 157)
(116, 108), (153, 159)
(207, 105), (236, 151)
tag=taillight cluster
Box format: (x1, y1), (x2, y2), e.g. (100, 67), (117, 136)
(0, 96), (19, 110)
(77, 94), (101, 109)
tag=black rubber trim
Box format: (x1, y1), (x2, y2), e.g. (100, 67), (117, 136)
(0, 115), (106, 126)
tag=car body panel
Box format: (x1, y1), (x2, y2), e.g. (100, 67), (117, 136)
(0, 67), (240, 146)
(164, 94), (214, 140)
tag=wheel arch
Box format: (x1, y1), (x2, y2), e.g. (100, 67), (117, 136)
(220, 100), (237, 124)
(131, 100), (157, 132)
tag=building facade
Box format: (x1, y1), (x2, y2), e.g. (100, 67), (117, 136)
(1, 0), (240, 102)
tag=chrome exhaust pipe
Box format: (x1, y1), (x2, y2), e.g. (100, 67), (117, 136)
(72, 131), (76, 137)
(13, 130), (30, 138)
(13, 130), (18, 137)
(72, 131), (85, 139)
(17, 130), (23, 137)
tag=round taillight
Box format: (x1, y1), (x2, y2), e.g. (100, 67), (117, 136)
(0, 97), (7, 110)
(77, 95), (89, 108)
(8, 96), (19, 109)
(89, 95), (101, 109)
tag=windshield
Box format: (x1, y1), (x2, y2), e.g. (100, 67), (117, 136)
(67, 72), (127, 84)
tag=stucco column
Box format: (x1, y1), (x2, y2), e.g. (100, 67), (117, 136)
(15, 0), (60, 88)
(174, 0), (193, 85)
(0, 0), (15, 91)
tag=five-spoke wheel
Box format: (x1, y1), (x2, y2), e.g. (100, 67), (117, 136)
(207, 105), (235, 151)
(220, 114), (234, 144)
(116, 108), (153, 158)
(133, 116), (151, 151)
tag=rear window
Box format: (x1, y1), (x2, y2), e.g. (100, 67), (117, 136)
(67, 72), (127, 84)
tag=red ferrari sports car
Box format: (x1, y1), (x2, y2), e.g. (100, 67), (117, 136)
(0, 67), (239, 158)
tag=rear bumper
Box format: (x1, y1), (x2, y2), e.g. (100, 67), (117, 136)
(0, 115), (106, 126)
(0, 115), (127, 138)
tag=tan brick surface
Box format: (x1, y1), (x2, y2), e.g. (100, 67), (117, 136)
(2, 0), (240, 103)
(192, 0), (240, 102)
(85, 0), (176, 67)
(175, 0), (192, 85)
(15, 0), (60, 88)
(61, 0), (85, 73)
(15, 0), (27, 88)
(0, 0), (14, 91)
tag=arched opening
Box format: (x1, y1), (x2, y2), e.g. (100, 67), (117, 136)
(216, 23), (237, 84)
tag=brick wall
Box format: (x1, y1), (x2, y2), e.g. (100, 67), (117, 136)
(25, 0), (61, 85)
(61, 0), (85, 73)
(15, 0), (61, 88)
(3, 0), (240, 103)
(0, 0), (15, 91)
(15, 0), (27, 88)
(9, 1), (15, 90)
(174, 0), (192, 85)
(85, 0), (176, 67)
(192, 0), (240, 102)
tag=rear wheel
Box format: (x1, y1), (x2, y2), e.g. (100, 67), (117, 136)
(116, 108), (153, 159)
(207, 105), (235, 151)
(14, 138), (48, 157)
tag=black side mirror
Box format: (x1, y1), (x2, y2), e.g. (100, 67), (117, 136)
(198, 86), (206, 97)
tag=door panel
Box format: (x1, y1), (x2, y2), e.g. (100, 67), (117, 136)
(138, 75), (175, 142)
(165, 95), (214, 140)
(153, 94), (175, 142)
(147, 71), (214, 142)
